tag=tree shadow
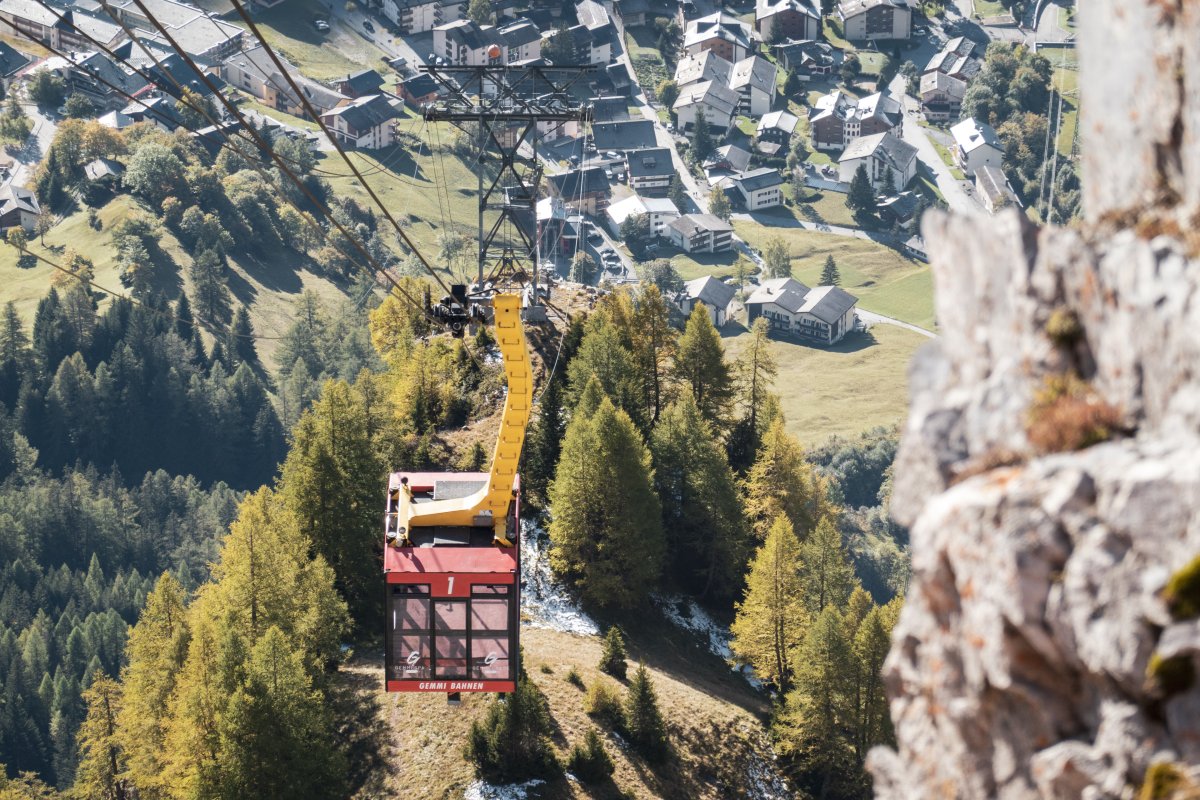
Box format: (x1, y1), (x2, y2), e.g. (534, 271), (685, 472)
(229, 249), (304, 294)
(145, 238), (184, 299)
(769, 327), (879, 353)
(329, 655), (398, 798)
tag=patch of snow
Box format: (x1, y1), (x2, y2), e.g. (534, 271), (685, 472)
(743, 751), (792, 800)
(652, 594), (762, 689)
(463, 779), (545, 800)
(519, 519), (599, 636)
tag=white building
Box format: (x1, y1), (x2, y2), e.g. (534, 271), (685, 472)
(381, 0), (463, 34)
(836, 0), (911, 41)
(673, 79), (740, 132)
(666, 213), (734, 254)
(732, 167), (786, 211)
(605, 195), (680, 237)
(319, 95), (400, 149)
(676, 275), (737, 327)
(729, 55), (777, 117)
(746, 277), (858, 344)
(837, 131), (918, 190)
(950, 117), (1004, 176)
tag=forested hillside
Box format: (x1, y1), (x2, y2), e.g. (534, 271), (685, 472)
(1, 252), (909, 799)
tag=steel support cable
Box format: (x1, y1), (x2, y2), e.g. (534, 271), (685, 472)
(221, 0), (455, 300)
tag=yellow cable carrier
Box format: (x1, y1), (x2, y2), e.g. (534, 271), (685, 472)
(396, 293), (530, 546)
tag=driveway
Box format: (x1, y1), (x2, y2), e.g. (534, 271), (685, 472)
(8, 101), (56, 187)
(889, 74), (981, 214)
(857, 308), (936, 338)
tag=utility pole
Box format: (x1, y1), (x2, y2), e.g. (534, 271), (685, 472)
(420, 62), (594, 322)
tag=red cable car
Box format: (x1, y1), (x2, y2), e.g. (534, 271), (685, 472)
(383, 471), (521, 694)
(382, 293), (530, 697)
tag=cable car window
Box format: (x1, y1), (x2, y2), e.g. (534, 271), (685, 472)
(434, 600), (467, 630)
(390, 584), (431, 680)
(470, 635), (511, 680)
(435, 633), (468, 677)
(470, 599), (509, 631)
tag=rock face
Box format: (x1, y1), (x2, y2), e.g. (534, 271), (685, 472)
(867, 1), (1200, 796)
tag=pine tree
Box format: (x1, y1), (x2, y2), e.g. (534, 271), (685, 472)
(728, 317), (779, 472)
(227, 306), (257, 369)
(742, 419), (832, 540)
(73, 673), (128, 800)
(173, 292), (194, 342)
(798, 516), (855, 615)
(598, 627), (627, 680)
(522, 376), (564, 509)
(466, 0), (495, 25)
(0, 301), (32, 411)
(651, 391), (747, 598)
(189, 248), (231, 326)
(278, 381), (383, 624)
(672, 305), (734, 433)
(881, 166), (897, 196)
(548, 398), (664, 610)
(691, 108), (714, 163)
(466, 679), (559, 783)
(624, 664), (668, 762)
(117, 574), (189, 798)
(846, 162), (875, 214)
(730, 515), (806, 691)
(820, 254), (841, 286)
(564, 317), (642, 426)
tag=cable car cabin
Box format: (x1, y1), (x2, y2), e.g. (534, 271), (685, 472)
(383, 471), (521, 695)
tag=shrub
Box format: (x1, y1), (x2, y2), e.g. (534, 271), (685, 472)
(466, 680), (560, 783)
(566, 666), (585, 689)
(1025, 373), (1123, 453)
(585, 680), (625, 731)
(1164, 555), (1200, 621)
(568, 728), (615, 784)
(540, 663), (554, 674)
(599, 627), (627, 680)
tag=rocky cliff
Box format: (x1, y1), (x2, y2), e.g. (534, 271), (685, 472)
(867, 1), (1200, 796)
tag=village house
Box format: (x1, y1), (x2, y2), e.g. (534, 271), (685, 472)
(875, 191), (920, 229)
(772, 39), (838, 79)
(729, 55), (777, 117)
(674, 49), (733, 89)
(84, 157), (125, 185)
(756, 110), (799, 155)
(923, 36), (981, 82)
(433, 19), (500, 65)
(605, 194), (680, 237)
(950, 117), (1004, 176)
(105, 0), (245, 60)
(547, 166), (611, 215)
(398, 73), (441, 105)
(0, 1), (121, 53)
(673, 79), (740, 132)
(683, 12), (753, 62)
(676, 275), (737, 327)
(120, 95), (183, 130)
(837, 130), (918, 189)
(0, 41), (28, 89)
(336, 69), (386, 99)
(28, 51), (147, 112)
(498, 19), (543, 62)
(755, 0), (820, 42)
(319, 95), (400, 149)
(626, 147), (675, 196)
(666, 213), (733, 254)
(836, 0), (911, 41)
(612, 0), (677, 26)
(746, 277), (858, 344)
(732, 167), (786, 210)
(703, 143), (753, 175)
(0, 183), (40, 231)
(222, 44), (347, 116)
(809, 89), (901, 150)
(589, 96), (631, 123)
(975, 165), (1021, 213)
(592, 119), (657, 152)
(381, 0), (463, 35)
(919, 71), (967, 123)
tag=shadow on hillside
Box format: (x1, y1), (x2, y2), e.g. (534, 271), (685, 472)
(145, 239), (184, 299)
(718, 319), (747, 338)
(232, 249), (305, 295)
(770, 328), (878, 353)
(331, 654), (397, 796)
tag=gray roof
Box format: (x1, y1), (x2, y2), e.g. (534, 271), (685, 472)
(339, 68), (385, 95)
(589, 96), (630, 122)
(592, 119), (656, 151)
(703, 143), (752, 172)
(84, 157), (125, 180)
(498, 20), (542, 48)
(798, 285), (857, 324)
(757, 110), (799, 135)
(0, 40), (28, 77)
(734, 167), (784, 192)
(839, 131), (917, 174)
(575, 0), (611, 30)
(0, 183), (39, 216)
(729, 56), (777, 95)
(672, 79), (740, 117)
(683, 11), (751, 51)
(756, 0), (820, 23)
(975, 165), (1018, 205)
(838, 0), (910, 17)
(673, 49), (732, 87)
(321, 94), (399, 133)
(746, 276), (810, 310)
(668, 212), (733, 237)
(683, 274), (736, 309)
(548, 166), (610, 197)
(626, 146), (674, 179)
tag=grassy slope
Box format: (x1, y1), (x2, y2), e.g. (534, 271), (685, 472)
(349, 623), (776, 800)
(733, 222), (936, 330)
(723, 323), (925, 445)
(243, 0), (390, 81)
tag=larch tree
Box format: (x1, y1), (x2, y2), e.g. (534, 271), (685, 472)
(742, 418), (833, 540)
(117, 574), (190, 799)
(565, 317), (643, 427)
(216, 627), (346, 800)
(762, 237), (791, 279)
(780, 605), (858, 799)
(846, 162), (876, 215)
(549, 397), (664, 609)
(850, 602), (896, 758)
(672, 305), (734, 433)
(728, 316), (779, 472)
(629, 284), (677, 425)
(798, 516), (855, 615)
(708, 186), (732, 222)
(73, 674), (128, 800)
(650, 391), (747, 599)
(278, 380), (383, 625)
(730, 515), (807, 692)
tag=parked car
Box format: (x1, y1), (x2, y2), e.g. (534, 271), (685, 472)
(313, 18), (330, 32)
(362, 19), (375, 32)
(587, 231), (603, 244)
(604, 168), (613, 179)
(605, 150), (620, 160)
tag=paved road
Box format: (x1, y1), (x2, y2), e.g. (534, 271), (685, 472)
(889, 74), (981, 215)
(1034, 0), (1073, 41)
(8, 100), (56, 188)
(857, 308), (936, 338)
